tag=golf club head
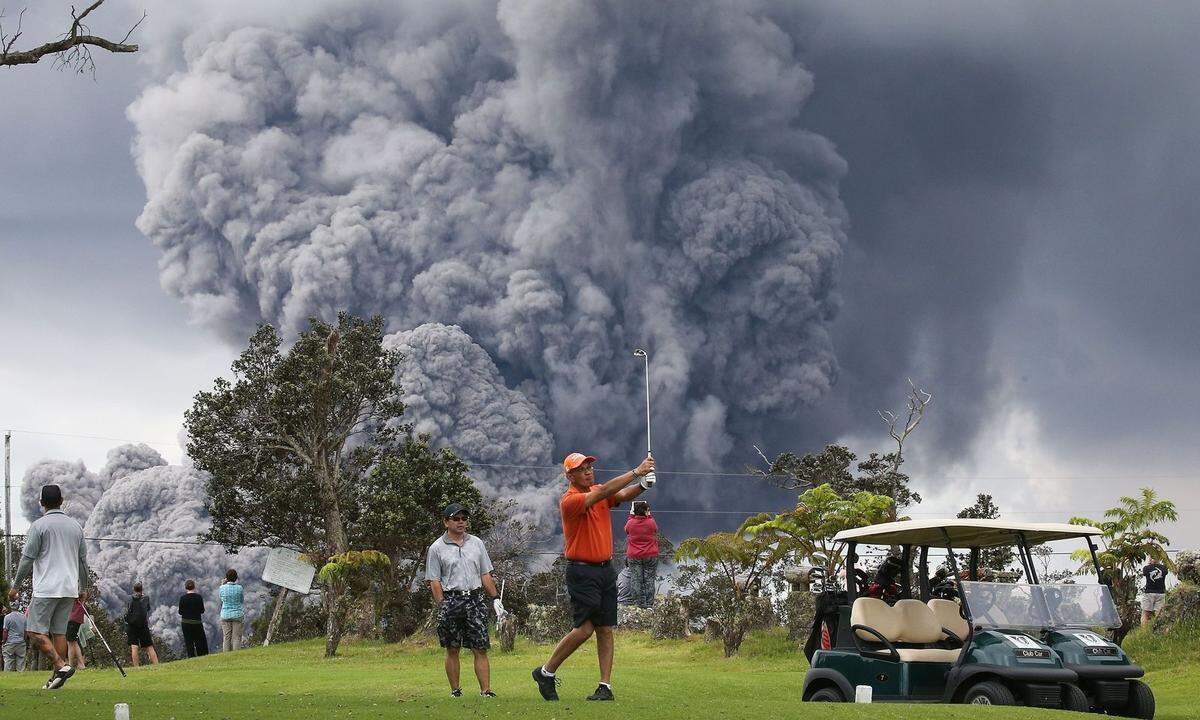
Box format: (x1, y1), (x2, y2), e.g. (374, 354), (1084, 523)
(633, 348), (647, 358)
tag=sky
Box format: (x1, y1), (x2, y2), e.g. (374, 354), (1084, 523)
(1, 0), (1197, 560)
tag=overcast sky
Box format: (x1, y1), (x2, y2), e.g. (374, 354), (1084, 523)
(1, 1), (1196, 555)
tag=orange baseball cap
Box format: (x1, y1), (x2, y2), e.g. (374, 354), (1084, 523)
(563, 452), (597, 472)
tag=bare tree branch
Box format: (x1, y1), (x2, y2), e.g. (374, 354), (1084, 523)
(0, 1), (143, 74)
(878, 378), (932, 474)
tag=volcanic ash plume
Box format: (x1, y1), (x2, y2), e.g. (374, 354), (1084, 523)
(386, 322), (559, 526)
(129, 0), (849, 471)
(21, 459), (105, 527)
(86, 463), (269, 651)
(21, 446), (267, 650)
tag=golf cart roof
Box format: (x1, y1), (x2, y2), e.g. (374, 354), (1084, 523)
(833, 519), (1103, 547)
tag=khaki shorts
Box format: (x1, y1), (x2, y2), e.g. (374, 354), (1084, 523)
(1141, 593), (1166, 612)
(27, 597), (75, 635)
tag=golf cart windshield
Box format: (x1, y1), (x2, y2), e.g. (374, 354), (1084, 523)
(961, 582), (1051, 629)
(1043, 583), (1121, 629)
(962, 582), (1121, 630)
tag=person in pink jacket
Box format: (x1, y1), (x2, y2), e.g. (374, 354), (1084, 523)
(623, 501), (659, 608)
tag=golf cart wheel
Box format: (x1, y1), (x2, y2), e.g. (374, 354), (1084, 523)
(1121, 680), (1155, 719)
(963, 680), (1015, 706)
(808, 687), (845, 703)
(1061, 684), (1090, 713)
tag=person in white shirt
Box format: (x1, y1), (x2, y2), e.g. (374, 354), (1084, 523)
(7, 484), (89, 689)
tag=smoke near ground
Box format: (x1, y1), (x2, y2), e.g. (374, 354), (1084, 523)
(22, 446), (267, 651)
(128, 0), (849, 482)
(386, 323), (560, 526)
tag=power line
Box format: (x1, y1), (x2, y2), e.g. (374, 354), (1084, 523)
(6, 427), (1200, 483)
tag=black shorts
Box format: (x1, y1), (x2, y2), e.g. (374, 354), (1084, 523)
(436, 593), (490, 650)
(127, 623), (154, 648)
(566, 562), (618, 628)
(66, 621), (82, 643)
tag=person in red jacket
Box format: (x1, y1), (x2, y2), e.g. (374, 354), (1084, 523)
(624, 501), (659, 609)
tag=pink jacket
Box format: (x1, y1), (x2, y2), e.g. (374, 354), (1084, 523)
(624, 515), (660, 559)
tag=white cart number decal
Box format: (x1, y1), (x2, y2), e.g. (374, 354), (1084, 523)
(1002, 634), (1043, 649)
(1074, 632), (1111, 648)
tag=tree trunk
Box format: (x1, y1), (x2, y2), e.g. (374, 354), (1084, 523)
(324, 584), (347, 658)
(723, 626), (745, 657)
(317, 463), (349, 658)
(263, 588), (290, 647)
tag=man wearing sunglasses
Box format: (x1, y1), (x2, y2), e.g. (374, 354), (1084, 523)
(532, 452), (655, 702)
(425, 503), (505, 698)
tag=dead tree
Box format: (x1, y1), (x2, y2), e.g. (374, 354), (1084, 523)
(1, 1), (144, 75)
(878, 378), (933, 476)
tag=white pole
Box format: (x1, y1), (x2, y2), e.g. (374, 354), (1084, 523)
(4, 431), (11, 586)
(642, 354), (651, 455)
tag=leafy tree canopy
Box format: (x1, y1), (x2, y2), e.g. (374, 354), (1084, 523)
(741, 483), (895, 577)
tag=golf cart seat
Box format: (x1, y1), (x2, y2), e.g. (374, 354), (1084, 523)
(851, 598), (963, 663)
(928, 598), (970, 642)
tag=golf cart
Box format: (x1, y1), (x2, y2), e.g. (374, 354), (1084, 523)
(801, 519), (1153, 717)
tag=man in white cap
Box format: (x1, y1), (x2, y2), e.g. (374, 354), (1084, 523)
(8, 484), (89, 689)
(532, 452), (654, 702)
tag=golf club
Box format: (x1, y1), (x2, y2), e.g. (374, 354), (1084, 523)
(632, 349), (656, 488)
(81, 605), (127, 677)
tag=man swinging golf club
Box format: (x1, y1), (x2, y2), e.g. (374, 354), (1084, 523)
(532, 451), (655, 701)
(8, 484), (90, 689)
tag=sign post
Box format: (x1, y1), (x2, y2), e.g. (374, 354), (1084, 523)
(261, 548), (316, 647)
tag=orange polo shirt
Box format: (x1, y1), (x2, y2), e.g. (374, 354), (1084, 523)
(561, 484), (616, 562)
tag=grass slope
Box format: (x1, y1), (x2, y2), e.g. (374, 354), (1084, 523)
(0, 628), (1194, 720)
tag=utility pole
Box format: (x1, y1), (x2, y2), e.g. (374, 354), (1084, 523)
(4, 430), (11, 586)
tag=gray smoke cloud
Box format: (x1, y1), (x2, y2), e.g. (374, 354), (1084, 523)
(21, 460), (103, 527)
(385, 322), (559, 525)
(128, 0), (849, 484)
(85, 463), (269, 651)
(21, 446), (268, 651)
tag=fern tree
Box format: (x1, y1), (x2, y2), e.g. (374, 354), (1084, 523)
(1071, 488), (1178, 644)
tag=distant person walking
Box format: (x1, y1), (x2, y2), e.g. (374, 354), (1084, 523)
(1141, 560), (1169, 627)
(65, 597), (87, 670)
(532, 452), (655, 702)
(179, 579), (208, 658)
(125, 583), (159, 667)
(8, 484), (89, 689)
(2, 603), (27, 671)
(624, 500), (659, 609)
(425, 503), (504, 698)
(219, 569), (244, 652)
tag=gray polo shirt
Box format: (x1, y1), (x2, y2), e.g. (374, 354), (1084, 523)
(424, 533), (493, 591)
(3, 611), (26, 647)
(14, 509), (89, 598)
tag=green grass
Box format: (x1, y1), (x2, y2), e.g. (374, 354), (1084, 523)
(0, 628), (1194, 719)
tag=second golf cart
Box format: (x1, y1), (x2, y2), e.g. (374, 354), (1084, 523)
(801, 519), (1153, 717)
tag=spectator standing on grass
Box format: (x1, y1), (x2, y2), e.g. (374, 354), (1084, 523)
(219, 569), (244, 652)
(65, 597), (86, 670)
(8, 484), (89, 689)
(624, 501), (659, 609)
(1141, 560), (1169, 627)
(425, 503), (505, 698)
(125, 583), (159, 667)
(2, 603), (28, 671)
(179, 579), (208, 657)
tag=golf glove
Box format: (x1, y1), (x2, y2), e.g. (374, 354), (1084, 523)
(493, 598), (507, 619)
(639, 472), (656, 489)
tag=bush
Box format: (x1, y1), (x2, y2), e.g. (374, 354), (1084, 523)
(1153, 582), (1200, 634)
(650, 594), (689, 640)
(781, 591), (816, 643)
(523, 604), (572, 643)
(1175, 551), (1199, 585)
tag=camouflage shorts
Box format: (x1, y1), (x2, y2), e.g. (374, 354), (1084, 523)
(436, 593), (491, 650)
